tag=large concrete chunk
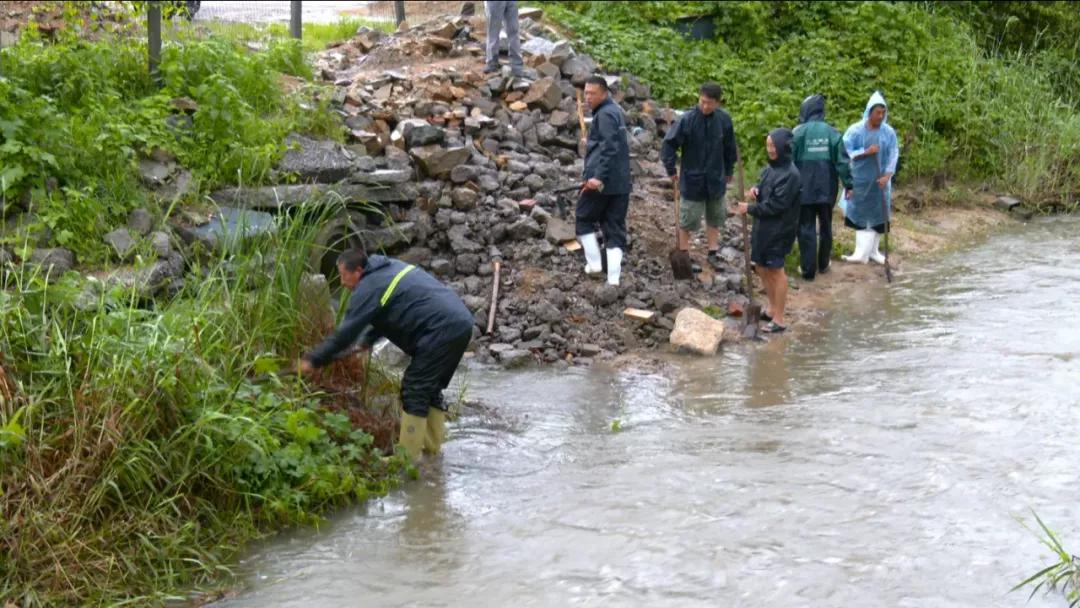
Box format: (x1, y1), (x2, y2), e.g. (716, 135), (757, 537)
(669, 308), (725, 356)
(410, 145), (471, 179)
(278, 134), (354, 183)
(209, 183), (416, 209)
(522, 77), (563, 112)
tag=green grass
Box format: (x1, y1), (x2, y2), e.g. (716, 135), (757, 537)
(0, 201), (408, 606)
(547, 1), (1080, 204)
(1012, 511), (1080, 607)
(197, 17), (395, 53)
(0, 19), (346, 264)
(0, 11), (407, 604)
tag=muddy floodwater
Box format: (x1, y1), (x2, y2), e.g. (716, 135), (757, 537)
(213, 217), (1079, 607)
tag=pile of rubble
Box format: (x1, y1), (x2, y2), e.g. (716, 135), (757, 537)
(259, 11), (749, 366)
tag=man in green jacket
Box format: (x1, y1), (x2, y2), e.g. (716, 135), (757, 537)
(792, 94), (853, 281)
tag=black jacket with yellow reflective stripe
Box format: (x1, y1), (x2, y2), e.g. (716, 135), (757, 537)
(305, 255), (473, 365)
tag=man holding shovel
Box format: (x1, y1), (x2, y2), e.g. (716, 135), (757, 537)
(661, 82), (738, 272)
(298, 249), (474, 462)
(577, 75), (631, 286)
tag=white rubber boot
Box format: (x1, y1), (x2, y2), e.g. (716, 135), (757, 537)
(579, 233), (603, 275)
(869, 232), (886, 264)
(843, 229), (874, 264)
(606, 247), (623, 286)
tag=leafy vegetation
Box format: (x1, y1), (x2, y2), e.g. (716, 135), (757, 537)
(546, 1), (1080, 204)
(0, 6), (405, 604)
(1013, 511), (1080, 607)
(0, 202), (407, 606)
(0, 8), (345, 264)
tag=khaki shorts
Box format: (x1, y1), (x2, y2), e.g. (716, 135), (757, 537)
(679, 195), (727, 231)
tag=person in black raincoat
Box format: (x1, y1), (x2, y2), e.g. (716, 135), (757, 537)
(299, 249), (475, 462)
(577, 75), (632, 286)
(732, 128), (800, 333)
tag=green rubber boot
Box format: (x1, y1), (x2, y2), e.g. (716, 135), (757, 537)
(423, 408), (447, 455)
(398, 412), (427, 462)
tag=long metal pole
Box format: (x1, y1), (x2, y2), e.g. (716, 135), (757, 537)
(290, 0), (302, 39)
(148, 1), (162, 86)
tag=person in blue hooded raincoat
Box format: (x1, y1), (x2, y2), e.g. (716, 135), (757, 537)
(841, 91), (898, 264)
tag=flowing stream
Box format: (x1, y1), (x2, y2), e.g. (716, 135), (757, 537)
(213, 217), (1079, 607)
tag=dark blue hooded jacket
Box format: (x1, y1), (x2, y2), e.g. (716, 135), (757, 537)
(306, 255), (473, 366)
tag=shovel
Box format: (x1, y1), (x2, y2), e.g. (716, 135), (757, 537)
(669, 176), (693, 280)
(576, 89), (588, 158)
(736, 157), (761, 332)
(875, 154), (894, 283)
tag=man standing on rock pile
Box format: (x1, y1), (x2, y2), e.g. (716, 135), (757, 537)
(577, 75), (632, 286)
(298, 249), (475, 462)
(660, 82), (738, 271)
(484, 0), (524, 77)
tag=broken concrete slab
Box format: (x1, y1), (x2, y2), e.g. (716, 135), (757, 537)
(278, 134), (354, 183)
(669, 307), (725, 355)
(209, 183), (417, 209)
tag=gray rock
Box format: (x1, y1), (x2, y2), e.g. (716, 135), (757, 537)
(5, 210), (51, 243)
(149, 231), (172, 259)
(127, 208), (154, 236)
(498, 349), (533, 369)
(361, 222), (415, 252)
(139, 157), (175, 187)
(431, 258), (453, 276)
(478, 174), (501, 193)
(523, 173), (545, 192)
(522, 77), (563, 112)
(450, 165), (479, 184)
(462, 295), (487, 313)
(278, 134), (353, 182)
(448, 225), (483, 253)
(209, 183), (415, 209)
(451, 187), (480, 210)
(499, 327), (523, 343)
(463, 275), (484, 295)
(507, 217), (543, 241)
(560, 54), (597, 79)
(592, 285), (620, 307)
(545, 217), (576, 244)
(177, 207), (276, 251)
(653, 292), (681, 314)
(996, 195), (1022, 211)
(105, 228), (138, 262)
(536, 122), (559, 145)
(455, 253), (480, 275)
(28, 248), (75, 280)
(530, 301), (562, 324)
(350, 169), (413, 185)
(98, 253), (184, 299)
(506, 159), (531, 174)
(579, 343), (602, 357)
(405, 124), (446, 148)
(410, 145), (471, 178)
(450, 211), (468, 225)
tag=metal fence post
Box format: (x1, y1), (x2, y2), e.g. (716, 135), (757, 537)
(148, 1), (162, 86)
(394, 0), (406, 25)
(290, 0), (302, 40)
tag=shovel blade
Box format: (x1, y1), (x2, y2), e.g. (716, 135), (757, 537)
(669, 249), (693, 280)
